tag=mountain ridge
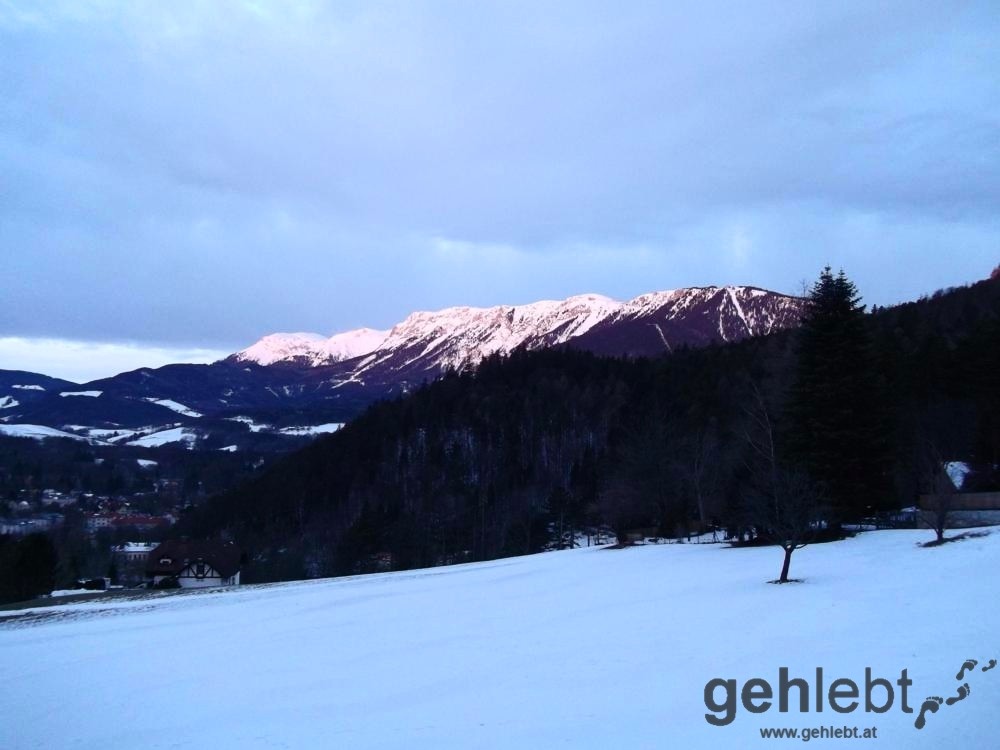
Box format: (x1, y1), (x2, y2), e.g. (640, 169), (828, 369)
(231, 285), (802, 371)
(0, 283), (805, 443)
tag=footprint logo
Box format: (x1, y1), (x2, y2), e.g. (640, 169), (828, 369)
(956, 659), (978, 681)
(945, 683), (971, 706)
(915, 697), (943, 730)
(914, 656), (997, 730)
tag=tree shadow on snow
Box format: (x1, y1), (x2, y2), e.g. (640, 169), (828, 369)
(919, 530), (991, 548)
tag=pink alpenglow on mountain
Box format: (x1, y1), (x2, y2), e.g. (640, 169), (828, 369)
(235, 328), (388, 367)
(233, 286), (803, 376)
(1, 285), (804, 434)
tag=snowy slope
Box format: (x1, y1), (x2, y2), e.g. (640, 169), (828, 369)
(143, 398), (203, 418)
(2, 529), (997, 749)
(234, 328), (388, 366)
(351, 293), (623, 375)
(126, 426), (197, 448)
(0, 423), (96, 442)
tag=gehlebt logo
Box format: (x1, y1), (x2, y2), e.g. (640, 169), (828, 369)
(703, 657), (996, 737)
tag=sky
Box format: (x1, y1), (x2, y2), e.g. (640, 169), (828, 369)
(1, 1), (998, 382)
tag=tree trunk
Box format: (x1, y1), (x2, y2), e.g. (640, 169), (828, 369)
(779, 545), (793, 583)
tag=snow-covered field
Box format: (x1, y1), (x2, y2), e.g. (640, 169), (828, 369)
(0, 423), (90, 442)
(144, 397), (204, 418)
(126, 426), (197, 448)
(277, 422), (344, 436)
(2, 530), (997, 749)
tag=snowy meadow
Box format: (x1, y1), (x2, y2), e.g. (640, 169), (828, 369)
(2, 529), (998, 749)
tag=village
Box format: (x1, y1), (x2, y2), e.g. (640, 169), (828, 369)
(0, 480), (244, 599)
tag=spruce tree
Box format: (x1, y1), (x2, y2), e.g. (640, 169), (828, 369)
(787, 267), (891, 523)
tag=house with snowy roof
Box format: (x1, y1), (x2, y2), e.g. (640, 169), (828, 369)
(919, 461), (1000, 528)
(145, 540), (242, 589)
(111, 542), (159, 587)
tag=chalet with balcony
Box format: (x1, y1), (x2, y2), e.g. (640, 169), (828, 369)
(145, 540), (242, 589)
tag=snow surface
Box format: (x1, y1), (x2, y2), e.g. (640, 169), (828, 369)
(144, 398), (203, 418)
(225, 416), (270, 432)
(0, 396), (18, 409)
(79, 427), (145, 442)
(277, 422), (344, 436)
(136, 458), (159, 468)
(0, 424), (91, 442)
(126, 427), (196, 448)
(945, 461), (971, 490)
(361, 293), (624, 373)
(1, 529), (997, 749)
(11, 384), (44, 391)
(47, 590), (113, 598)
(235, 328), (389, 367)
(113, 542), (157, 554)
(59, 390), (103, 398)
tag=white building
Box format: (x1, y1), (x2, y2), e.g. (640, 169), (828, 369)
(145, 540), (242, 589)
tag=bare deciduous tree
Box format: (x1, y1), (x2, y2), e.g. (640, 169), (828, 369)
(918, 440), (958, 544)
(674, 420), (720, 530)
(910, 404), (970, 545)
(742, 383), (825, 583)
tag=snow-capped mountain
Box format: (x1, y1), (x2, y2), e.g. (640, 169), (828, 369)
(343, 293), (623, 378)
(568, 285), (804, 357)
(0, 284), (804, 443)
(234, 328), (388, 367)
(232, 285), (802, 376)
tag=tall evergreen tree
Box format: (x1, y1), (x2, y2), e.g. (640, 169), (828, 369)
(787, 267), (891, 522)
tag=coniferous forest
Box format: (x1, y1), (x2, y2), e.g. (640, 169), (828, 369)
(182, 270), (1000, 582)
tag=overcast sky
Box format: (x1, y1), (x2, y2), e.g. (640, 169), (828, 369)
(2, 1), (998, 381)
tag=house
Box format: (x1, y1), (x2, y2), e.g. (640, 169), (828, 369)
(111, 542), (159, 587)
(918, 492), (1000, 529)
(86, 514), (114, 533)
(918, 461), (1000, 528)
(0, 514), (63, 536)
(145, 540), (242, 589)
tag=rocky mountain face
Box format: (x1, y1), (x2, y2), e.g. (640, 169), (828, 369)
(0, 285), (804, 447)
(232, 285), (802, 376)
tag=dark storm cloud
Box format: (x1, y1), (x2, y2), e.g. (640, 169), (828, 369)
(1, 0), (997, 366)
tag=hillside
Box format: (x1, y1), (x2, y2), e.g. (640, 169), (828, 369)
(184, 275), (1000, 581)
(2, 529), (998, 748)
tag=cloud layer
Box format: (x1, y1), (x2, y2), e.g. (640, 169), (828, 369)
(0, 336), (228, 383)
(2, 1), (998, 366)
